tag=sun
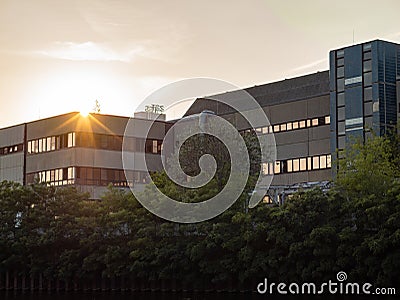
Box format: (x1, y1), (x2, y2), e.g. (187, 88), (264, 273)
(80, 108), (91, 117)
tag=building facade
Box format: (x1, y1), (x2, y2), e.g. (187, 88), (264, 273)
(1, 39), (400, 199)
(330, 40), (400, 157)
(0, 112), (168, 198)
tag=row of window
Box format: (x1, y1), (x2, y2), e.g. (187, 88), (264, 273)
(75, 167), (150, 186)
(27, 166), (152, 187)
(261, 154), (332, 175)
(27, 132), (163, 155)
(27, 133), (75, 154)
(0, 143), (23, 156)
(26, 167), (75, 186)
(242, 115), (330, 135)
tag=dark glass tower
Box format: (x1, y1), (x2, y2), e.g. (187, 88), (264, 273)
(330, 40), (400, 158)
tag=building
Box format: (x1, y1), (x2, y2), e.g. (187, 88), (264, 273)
(1, 39), (399, 199)
(329, 40), (400, 157)
(185, 71), (332, 188)
(0, 112), (168, 198)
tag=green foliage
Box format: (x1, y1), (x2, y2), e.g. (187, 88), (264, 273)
(0, 134), (399, 288)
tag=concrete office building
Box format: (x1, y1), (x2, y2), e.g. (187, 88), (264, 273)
(1, 39), (399, 199)
(185, 71), (332, 188)
(0, 112), (168, 198)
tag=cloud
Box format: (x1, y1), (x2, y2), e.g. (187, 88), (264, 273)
(35, 41), (145, 62)
(290, 58), (328, 73)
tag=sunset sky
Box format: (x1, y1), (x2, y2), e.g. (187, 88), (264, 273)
(1, 0), (400, 127)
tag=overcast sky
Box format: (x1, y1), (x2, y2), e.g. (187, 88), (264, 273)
(1, 0), (400, 127)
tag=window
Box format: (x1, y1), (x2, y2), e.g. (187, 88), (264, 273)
(336, 50), (344, 59)
(363, 60), (372, 72)
(363, 43), (371, 51)
(364, 87), (372, 101)
(337, 78), (344, 92)
(338, 136), (346, 149)
(292, 122), (299, 129)
(274, 161), (281, 174)
(338, 121), (345, 135)
(337, 66), (344, 78)
(337, 92), (345, 106)
(306, 120), (311, 127)
(364, 102), (373, 116)
(307, 157), (312, 170)
(262, 127), (268, 134)
(286, 122), (292, 130)
(312, 118), (319, 126)
(293, 159), (299, 172)
(337, 57), (344, 66)
(338, 107), (345, 121)
(320, 156), (327, 168)
(363, 72), (372, 86)
(363, 51), (372, 60)
(262, 163), (268, 175)
(280, 123), (287, 131)
(273, 125), (280, 133)
(299, 121), (306, 128)
(287, 160), (292, 172)
(300, 158), (307, 171)
(313, 156), (320, 169)
(327, 155), (332, 168)
(325, 116), (330, 124)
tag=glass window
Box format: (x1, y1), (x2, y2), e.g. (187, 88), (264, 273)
(337, 57), (344, 66)
(327, 155), (332, 168)
(300, 158), (307, 171)
(292, 121), (299, 129)
(364, 87), (372, 101)
(51, 137), (56, 151)
(262, 163), (268, 175)
(287, 160), (292, 172)
(286, 122), (292, 130)
(47, 137), (51, 152)
(28, 141), (32, 154)
(320, 156), (327, 168)
(363, 60), (372, 72)
(363, 51), (372, 60)
(313, 156), (320, 169)
(273, 125), (280, 133)
(280, 124), (286, 131)
(336, 50), (344, 58)
(38, 139), (43, 153)
(363, 72), (372, 86)
(365, 116), (373, 129)
(338, 135), (346, 149)
(337, 92), (345, 106)
(68, 132), (75, 148)
(312, 118), (319, 126)
(325, 116), (330, 124)
(152, 140), (158, 153)
(274, 161), (281, 174)
(337, 66), (344, 78)
(262, 127), (268, 134)
(293, 159), (299, 172)
(363, 43), (371, 51)
(307, 157), (312, 170)
(338, 107), (345, 121)
(337, 78), (344, 92)
(299, 121), (306, 128)
(338, 121), (345, 135)
(364, 101), (373, 116)
(306, 120), (311, 127)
